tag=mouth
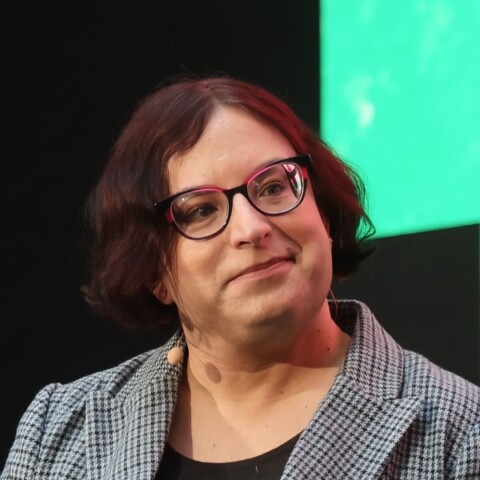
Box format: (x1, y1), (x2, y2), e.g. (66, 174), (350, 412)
(229, 256), (294, 283)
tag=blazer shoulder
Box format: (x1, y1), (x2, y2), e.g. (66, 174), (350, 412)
(44, 329), (183, 413)
(402, 349), (480, 432)
(50, 346), (165, 406)
(395, 350), (480, 476)
(1, 342), (178, 479)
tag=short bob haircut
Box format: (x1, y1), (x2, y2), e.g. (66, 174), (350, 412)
(82, 76), (374, 330)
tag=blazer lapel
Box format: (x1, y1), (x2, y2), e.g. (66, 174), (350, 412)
(84, 335), (183, 480)
(283, 301), (425, 479)
(282, 380), (424, 479)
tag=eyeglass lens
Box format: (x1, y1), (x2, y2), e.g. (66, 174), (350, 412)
(171, 161), (305, 239)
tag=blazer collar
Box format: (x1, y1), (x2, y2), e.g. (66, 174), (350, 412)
(84, 301), (424, 479)
(84, 331), (184, 480)
(282, 300), (425, 479)
(336, 300), (405, 398)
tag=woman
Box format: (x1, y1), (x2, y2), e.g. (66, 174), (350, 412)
(2, 77), (479, 479)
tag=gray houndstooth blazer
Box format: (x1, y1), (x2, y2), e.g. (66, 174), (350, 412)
(2, 300), (480, 479)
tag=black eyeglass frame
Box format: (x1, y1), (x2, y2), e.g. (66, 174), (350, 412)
(154, 154), (312, 240)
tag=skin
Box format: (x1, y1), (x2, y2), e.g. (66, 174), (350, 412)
(157, 107), (351, 462)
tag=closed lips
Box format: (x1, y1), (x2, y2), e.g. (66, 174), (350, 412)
(229, 257), (293, 281)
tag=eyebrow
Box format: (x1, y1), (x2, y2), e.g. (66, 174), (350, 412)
(171, 156), (288, 196)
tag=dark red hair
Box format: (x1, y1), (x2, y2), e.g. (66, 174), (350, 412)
(82, 76), (374, 329)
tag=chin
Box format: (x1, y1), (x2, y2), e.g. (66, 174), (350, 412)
(228, 304), (305, 341)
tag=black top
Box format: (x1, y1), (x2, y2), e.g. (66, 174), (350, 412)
(155, 433), (301, 480)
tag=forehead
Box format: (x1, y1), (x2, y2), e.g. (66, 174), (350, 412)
(167, 107), (295, 193)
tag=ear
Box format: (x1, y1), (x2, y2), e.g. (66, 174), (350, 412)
(152, 283), (175, 305)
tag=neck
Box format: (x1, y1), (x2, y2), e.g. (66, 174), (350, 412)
(168, 302), (351, 461)
(182, 301), (351, 405)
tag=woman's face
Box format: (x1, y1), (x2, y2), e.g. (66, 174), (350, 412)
(163, 107), (333, 351)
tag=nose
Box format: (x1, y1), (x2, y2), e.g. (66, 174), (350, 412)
(228, 193), (273, 247)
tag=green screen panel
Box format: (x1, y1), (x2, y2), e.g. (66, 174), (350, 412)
(321, 1), (480, 237)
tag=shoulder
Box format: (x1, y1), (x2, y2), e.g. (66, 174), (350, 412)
(403, 349), (480, 433)
(47, 348), (157, 402)
(340, 300), (480, 472)
(398, 350), (480, 476)
(1, 334), (182, 478)
(403, 348), (480, 413)
(343, 299), (480, 417)
(29, 332), (183, 423)
(30, 347), (157, 415)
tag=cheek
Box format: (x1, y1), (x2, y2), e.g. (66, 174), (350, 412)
(290, 196), (329, 244)
(282, 200), (332, 275)
(174, 239), (222, 296)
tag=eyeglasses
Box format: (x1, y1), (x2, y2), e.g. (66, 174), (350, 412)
(154, 154), (311, 240)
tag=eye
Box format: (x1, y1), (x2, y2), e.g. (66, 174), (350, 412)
(172, 189), (225, 227)
(260, 182), (287, 197)
(183, 203), (219, 223)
